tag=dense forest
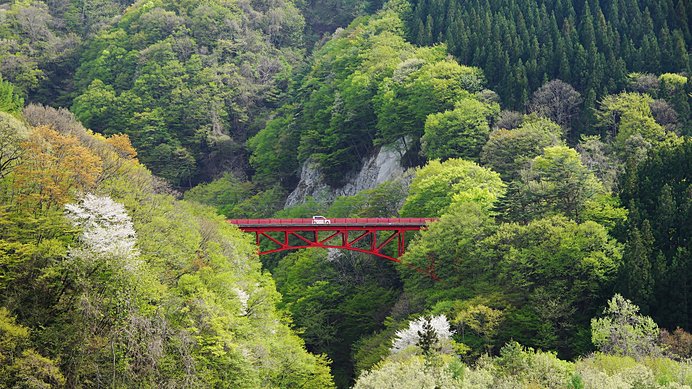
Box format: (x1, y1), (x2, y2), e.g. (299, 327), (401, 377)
(1, 0), (691, 387)
(408, 0), (690, 110)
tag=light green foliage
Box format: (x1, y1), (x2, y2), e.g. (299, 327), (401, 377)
(575, 353), (692, 388)
(422, 98), (499, 161)
(0, 77), (24, 114)
(281, 176), (416, 380)
(596, 92), (669, 157)
(481, 115), (563, 180)
(183, 173), (255, 217)
(375, 57), (485, 148)
(0, 308), (65, 388)
(582, 194), (628, 231)
(70, 79), (118, 132)
(354, 353), (464, 389)
(400, 158), (505, 217)
(477, 216), (621, 355)
(357, 336), (691, 389)
(328, 180), (407, 217)
(229, 186), (286, 218)
(402, 201), (497, 294)
(0, 0), (74, 96)
(493, 342), (574, 387)
(273, 248), (400, 386)
(248, 109), (300, 187)
(0, 112), (29, 178)
(503, 145), (608, 222)
(0, 114), (334, 387)
(454, 305), (503, 355)
(285, 8), (487, 185)
(659, 73), (688, 86)
(71, 0), (305, 185)
(353, 326), (401, 374)
(274, 197), (327, 218)
(591, 294), (662, 358)
(0, 1), (689, 386)
(293, 10), (417, 186)
(658, 73), (690, 133)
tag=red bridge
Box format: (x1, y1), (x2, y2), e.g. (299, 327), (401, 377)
(228, 218), (435, 265)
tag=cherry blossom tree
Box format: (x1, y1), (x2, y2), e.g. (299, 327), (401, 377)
(391, 315), (453, 354)
(64, 193), (138, 260)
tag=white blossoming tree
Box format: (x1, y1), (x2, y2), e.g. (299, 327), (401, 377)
(64, 193), (139, 260)
(234, 288), (250, 316)
(391, 315), (454, 355)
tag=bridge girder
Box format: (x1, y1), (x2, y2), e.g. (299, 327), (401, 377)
(228, 218), (438, 279)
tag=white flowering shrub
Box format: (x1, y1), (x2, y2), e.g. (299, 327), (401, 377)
(391, 315), (453, 354)
(235, 288), (250, 315)
(64, 194), (139, 260)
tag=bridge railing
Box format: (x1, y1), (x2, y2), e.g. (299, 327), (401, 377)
(227, 218), (437, 225)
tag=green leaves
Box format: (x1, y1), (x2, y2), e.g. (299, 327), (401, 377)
(596, 92), (669, 158)
(375, 58), (483, 147)
(502, 145), (607, 223)
(0, 78), (24, 115)
(69, 0), (306, 186)
(481, 115), (563, 181)
(422, 98), (498, 161)
(591, 294), (662, 358)
(400, 158), (505, 218)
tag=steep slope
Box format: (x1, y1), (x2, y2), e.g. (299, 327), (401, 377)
(69, 0), (305, 186)
(0, 104), (333, 387)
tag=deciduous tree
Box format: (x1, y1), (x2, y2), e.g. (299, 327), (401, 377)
(13, 126), (102, 210)
(400, 158), (504, 218)
(421, 98), (498, 161)
(528, 79), (582, 133)
(591, 294), (662, 358)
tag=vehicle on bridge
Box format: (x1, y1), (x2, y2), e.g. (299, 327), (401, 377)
(311, 215), (331, 225)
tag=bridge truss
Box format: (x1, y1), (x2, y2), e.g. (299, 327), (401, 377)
(228, 218), (437, 277)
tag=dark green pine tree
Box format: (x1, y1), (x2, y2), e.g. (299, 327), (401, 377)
(641, 33), (662, 73)
(655, 185), (677, 255)
(558, 40), (571, 81)
(416, 316), (440, 357)
(580, 2), (596, 50)
(659, 25), (675, 71)
(665, 249), (690, 329)
(674, 0), (690, 41)
(579, 87), (597, 130)
(621, 220), (655, 315)
(651, 250), (668, 321)
(423, 15), (434, 45)
(513, 60), (529, 109)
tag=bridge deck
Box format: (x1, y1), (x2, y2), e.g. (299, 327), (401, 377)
(228, 218), (435, 229)
(227, 217), (438, 279)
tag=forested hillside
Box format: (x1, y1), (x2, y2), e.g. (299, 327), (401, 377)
(0, 98), (333, 386)
(1, 0), (691, 387)
(407, 0), (690, 111)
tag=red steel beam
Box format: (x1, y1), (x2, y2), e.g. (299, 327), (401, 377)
(227, 218), (438, 279)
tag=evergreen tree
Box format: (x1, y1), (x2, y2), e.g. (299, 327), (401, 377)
(620, 221), (655, 314)
(416, 316), (441, 357)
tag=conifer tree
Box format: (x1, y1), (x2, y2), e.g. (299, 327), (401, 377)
(621, 222), (655, 314)
(416, 316), (441, 357)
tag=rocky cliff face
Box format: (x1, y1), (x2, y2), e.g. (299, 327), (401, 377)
(285, 140), (408, 206)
